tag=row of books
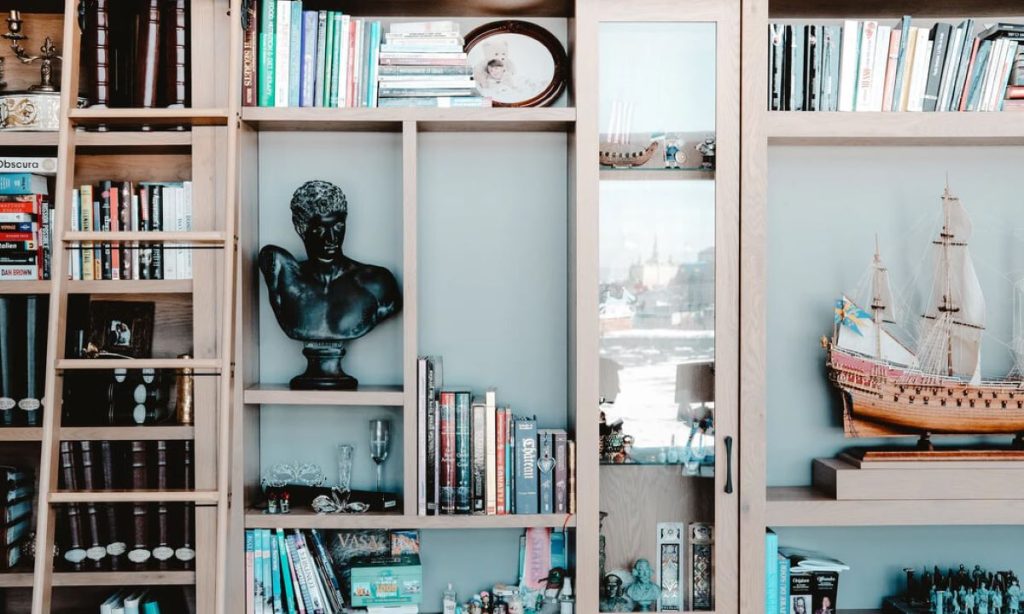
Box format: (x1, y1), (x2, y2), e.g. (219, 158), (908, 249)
(58, 441), (195, 571)
(98, 589), (166, 614)
(70, 181), (195, 281)
(243, 2), (487, 109)
(246, 528), (348, 614)
(766, 530), (849, 614)
(0, 295), (46, 427)
(0, 168), (53, 281)
(0, 465), (34, 571)
(416, 357), (576, 516)
(769, 19), (1024, 112)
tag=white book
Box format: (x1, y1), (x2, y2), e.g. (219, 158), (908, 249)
(184, 181), (193, 278)
(378, 79), (476, 89)
(897, 26), (920, 111)
(994, 41), (1019, 110)
(100, 590), (126, 614)
(161, 186), (177, 280)
(389, 20), (457, 35)
(485, 388), (497, 515)
(274, 1), (291, 107)
(131, 194), (141, 278)
(0, 156), (57, 175)
(294, 533), (326, 611)
(838, 20), (861, 109)
(123, 589), (147, 614)
(855, 21), (878, 111)
(867, 25), (890, 111)
(937, 25), (965, 111)
(907, 33), (932, 111)
(979, 39), (1004, 111)
(337, 15), (351, 108)
(70, 188), (80, 280)
(354, 20), (364, 108)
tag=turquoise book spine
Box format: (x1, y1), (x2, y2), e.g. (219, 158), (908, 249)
(778, 552), (791, 614)
(329, 13), (343, 107)
(276, 529), (297, 614)
(287, 1), (302, 107)
(258, 0), (276, 106)
(262, 530), (274, 614)
(313, 11), (327, 107)
(270, 530), (283, 614)
(454, 390), (472, 514)
(254, 528), (265, 614)
(765, 529), (778, 614)
(323, 13), (336, 107)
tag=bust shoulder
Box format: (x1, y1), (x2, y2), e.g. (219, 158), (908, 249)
(258, 244), (300, 283)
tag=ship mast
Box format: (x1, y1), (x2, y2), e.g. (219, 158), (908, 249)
(939, 185), (958, 376)
(870, 236), (897, 359)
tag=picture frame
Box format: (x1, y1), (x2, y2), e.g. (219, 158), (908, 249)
(87, 301), (155, 359)
(464, 20), (568, 108)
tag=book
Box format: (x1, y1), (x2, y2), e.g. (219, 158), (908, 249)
(906, 31), (933, 111)
(242, 1), (258, 106)
(922, 23), (952, 111)
(276, 529), (297, 614)
(0, 157), (57, 175)
(788, 26), (804, 111)
(0, 174), (47, 196)
(514, 416), (538, 515)
(313, 11), (327, 107)
(837, 21), (859, 111)
(471, 398), (486, 513)
(258, 0), (277, 106)
(854, 21), (878, 111)
(979, 22), (1024, 41)
(425, 357), (439, 515)
(881, 26), (902, 111)
(819, 25), (841, 111)
(300, 11), (317, 106)
(377, 96), (491, 108)
(261, 529), (274, 612)
(890, 16), (912, 111)
(288, 1), (302, 108)
(778, 552), (790, 614)
(495, 405), (507, 515)
(246, 530), (256, 614)
(274, 1), (291, 108)
(484, 389), (497, 515)
(438, 390), (456, 514)
(284, 534), (311, 613)
(537, 430), (554, 514)
(270, 531), (285, 612)
(936, 21), (967, 111)
(309, 529), (345, 609)
(416, 357), (428, 516)
(951, 21), (978, 111)
(454, 390), (472, 514)
(553, 430), (567, 514)
(766, 529), (778, 614)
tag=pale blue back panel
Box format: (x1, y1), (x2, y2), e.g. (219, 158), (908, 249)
(768, 146), (1024, 608)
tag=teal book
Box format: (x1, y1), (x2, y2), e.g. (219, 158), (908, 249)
(0, 174), (46, 195)
(258, 0), (277, 106)
(270, 530), (284, 614)
(323, 13), (336, 107)
(765, 529), (778, 614)
(777, 552), (790, 614)
(966, 40), (993, 111)
(262, 529), (274, 613)
(950, 20), (976, 110)
(288, 1), (302, 107)
(454, 390), (472, 514)
(300, 11), (317, 106)
(890, 16), (913, 111)
(276, 529), (297, 614)
(142, 600), (161, 614)
(550, 529), (566, 570)
(329, 13), (343, 107)
(313, 11), (327, 107)
(254, 528), (265, 614)
(504, 409), (512, 514)
(367, 21), (382, 107)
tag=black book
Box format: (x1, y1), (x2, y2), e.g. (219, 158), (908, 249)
(0, 296), (13, 426)
(424, 358), (437, 515)
(99, 440), (126, 569)
(803, 25), (819, 111)
(128, 441), (151, 568)
(769, 24), (785, 111)
(119, 181), (133, 280)
(19, 295), (42, 426)
(77, 441), (107, 569)
(153, 440), (173, 568)
(923, 23), (952, 111)
(979, 22), (1024, 41)
(139, 186), (152, 280)
(176, 440), (195, 568)
(149, 184), (163, 280)
(58, 442), (87, 569)
(100, 181), (113, 280)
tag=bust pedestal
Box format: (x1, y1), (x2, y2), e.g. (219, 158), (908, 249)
(292, 343), (357, 390)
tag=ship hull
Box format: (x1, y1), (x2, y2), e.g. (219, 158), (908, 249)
(827, 345), (1024, 437)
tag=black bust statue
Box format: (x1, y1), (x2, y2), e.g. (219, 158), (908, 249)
(259, 180), (402, 390)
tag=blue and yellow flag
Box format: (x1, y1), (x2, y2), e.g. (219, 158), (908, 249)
(834, 297), (870, 336)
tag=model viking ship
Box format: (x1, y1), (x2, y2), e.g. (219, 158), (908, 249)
(824, 184), (1024, 444)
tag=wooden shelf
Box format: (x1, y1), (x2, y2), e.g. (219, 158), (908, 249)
(766, 487), (1024, 526)
(307, 0), (571, 17)
(767, 112), (1024, 145)
(241, 106), (576, 132)
(69, 107), (231, 127)
(51, 570), (196, 586)
(75, 130), (193, 148)
(63, 231), (227, 243)
(0, 428), (42, 442)
(0, 280), (51, 294)
(599, 169), (715, 181)
(57, 358), (222, 371)
(0, 131), (59, 147)
(244, 384), (404, 407)
(65, 279), (193, 294)
(245, 508), (576, 529)
(50, 489), (219, 504)
(769, 0), (1022, 17)
(60, 425), (195, 441)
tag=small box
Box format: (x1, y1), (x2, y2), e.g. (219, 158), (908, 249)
(345, 553), (423, 608)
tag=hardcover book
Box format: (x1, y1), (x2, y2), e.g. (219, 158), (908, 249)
(537, 430), (554, 514)
(454, 390), (472, 514)
(438, 391), (456, 514)
(553, 430), (568, 514)
(471, 398), (486, 513)
(514, 416), (538, 515)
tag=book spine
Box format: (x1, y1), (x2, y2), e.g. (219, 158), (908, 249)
(369, 21), (381, 107)
(346, 17), (358, 106)
(417, 357), (427, 515)
(337, 15), (351, 107)
(471, 401), (486, 513)
(778, 553), (790, 614)
(269, 528), (284, 614)
(890, 16), (912, 111)
(330, 13), (343, 108)
(276, 529), (297, 614)
(923, 23), (952, 111)
(259, 0), (277, 106)
(855, 21), (878, 111)
(765, 530), (778, 614)
(309, 529), (345, 608)
(454, 390), (471, 514)
(514, 416), (538, 515)
(908, 34), (933, 111)
(425, 358), (437, 514)
(538, 430), (554, 514)
(273, 1), (291, 107)
(150, 186), (163, 280)
(439, 391), (456, 514)
(294, 533), (326, 612)
(553, 430), (567, 514)
(881, 27), (902, 111)
(246, 530), (256, 614)
(242, 0), (258, 106)
(803, 25), (818, 111)
(952, 25), (978, 110)
(300, 12), (317, 107)
(495, 405), (506, 514)
(313, 12), (327, 107)
(966, 41), (993, 111)
(505, 407), (513, 513)
(322, 12), (335, 107)
(288, 2), (302, 108)
(261, 530), (274, 613)
(285, 534), (312, 613)
(0, 174), (46, 195)
(80, 184), (94, 281)
(937, 24), (965, 111)
(485, 390), (497, 514)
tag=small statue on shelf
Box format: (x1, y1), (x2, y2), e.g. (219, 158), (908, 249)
(599, 574), (633, 613)
(625, 559), (660, 612)
(664, 134), (682, 169)
(696, 137), (716, 171)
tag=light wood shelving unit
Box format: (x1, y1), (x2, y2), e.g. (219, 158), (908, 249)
(741, 0), (1024, 612)
(0, 0), (241, 612)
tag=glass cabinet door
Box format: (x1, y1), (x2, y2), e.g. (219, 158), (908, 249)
(596, 13), (737, 614)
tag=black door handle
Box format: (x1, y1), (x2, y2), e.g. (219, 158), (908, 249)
(724, 435), (733, 494)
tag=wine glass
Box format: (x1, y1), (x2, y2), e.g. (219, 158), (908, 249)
(369, 419), (391, 494)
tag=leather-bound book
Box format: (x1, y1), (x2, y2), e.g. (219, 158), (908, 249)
(99, 441), (126, 568)
(153, 441), (172, 568)
(60, 504), (87, 570)
(134, 0), (161, 108)
(19, 296), (41, 427)
(0, 297), (12, 426)
(160, 0), (189, 107)
(77, 442), (107, 569)
(175, 440), (194, 568)
(59, 441), (77, 491)
(128, 441), (151, 568)
(84, 0), (112, 107)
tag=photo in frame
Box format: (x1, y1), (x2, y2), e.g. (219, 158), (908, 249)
(464, 20), (568, 107)
(87, 301), (155, 359)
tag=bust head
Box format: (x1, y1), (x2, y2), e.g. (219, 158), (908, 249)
(633, 559), (653, 584)
(603, 574), (622, 599)
(291, 180), (349, 264)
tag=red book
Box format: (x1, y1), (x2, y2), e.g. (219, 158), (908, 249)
(0, 199), (39, 214)
(496, 407), (506, 515)
(439, 391), (456, 515)
(0, 232), (34, 241)
(241, 0), (257, 106)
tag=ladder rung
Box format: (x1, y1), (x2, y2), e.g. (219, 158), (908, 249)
(63, 231), (227, 243)
(56, 358), (223, 371)
(49, 490), (219, 504)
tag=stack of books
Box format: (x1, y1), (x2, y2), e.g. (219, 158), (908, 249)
(377, 21), (487, 108)
(416, 357), (576, 516)
(245, 1), (383, 108)
(0, 157), (55, 281)
(246, 528), (347, 614)
(766, 530), (850, 614)
(0, 295), (45, 427)
(0, 466), (33, 571)
(70, 181), (194, 281)
(58, 440), (195, 572)
(769, 19), (1024, 112)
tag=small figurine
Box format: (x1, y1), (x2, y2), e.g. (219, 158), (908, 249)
(481, 591), (493, 614)
(494, 595), (508, 614)
(469, 596), (483, 614)
(444, 583), (458, 614)
(280, 491), (290, 514)
(664, 134), (682, 169)
(267, 492), (279, 514)
(599, 573), (633, 613)
(696, 137), (716, 171)
(625, 559), (660, 612)
(509, 592), (525, 614)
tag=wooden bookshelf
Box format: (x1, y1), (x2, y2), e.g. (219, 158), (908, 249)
(48, 489), (220, 504)
(50, 570), (197, 587)
(67, 107), (232, 127)
(241, 106), (577, 132)
(243, 384), (405, 406)
(245, 509), (576, 530)
(0, 132), (60, 147)
(0, 428), (43, 442)
(0, 281), (52, 295)
(64, 279), (194, 295)
(767, 112), (1024, 145)
(74, 131), (193, 148)
(59, 425), (196, 441)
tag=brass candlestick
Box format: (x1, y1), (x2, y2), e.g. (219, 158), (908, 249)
(3, 10), (61, 93)
(175, 354), (195, 425)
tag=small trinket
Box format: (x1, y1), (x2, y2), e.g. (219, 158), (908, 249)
(443, 583), (458, 614)
(266, 492), (278, 514)
(664, 133), (682, 168)
(280, 491), (290, 514)
(493, 596), (508, 614)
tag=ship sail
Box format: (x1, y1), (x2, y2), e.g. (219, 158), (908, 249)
(835, 295), (916, 366)
(919, 187), (986, 383)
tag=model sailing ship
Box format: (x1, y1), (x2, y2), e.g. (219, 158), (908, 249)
(824, 183), (1024, 445)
